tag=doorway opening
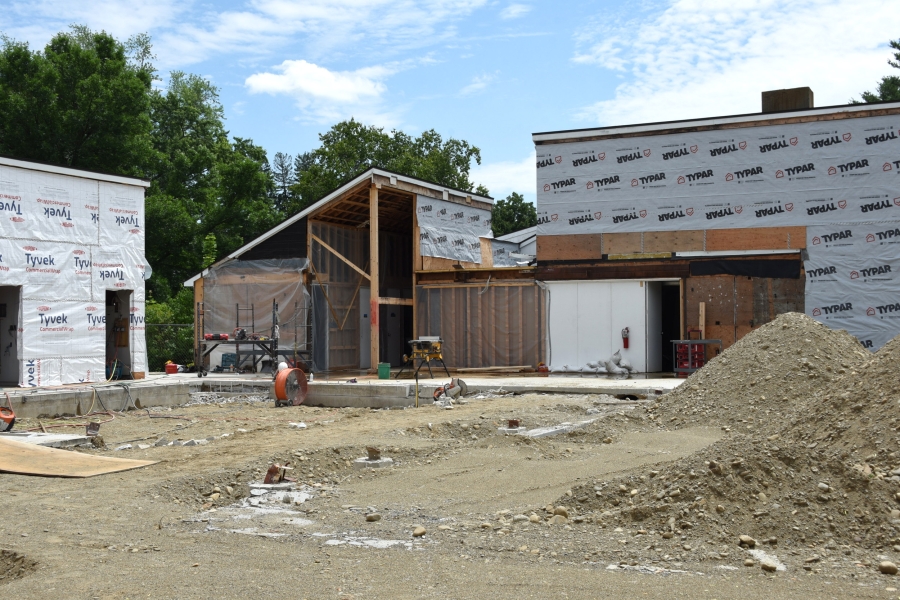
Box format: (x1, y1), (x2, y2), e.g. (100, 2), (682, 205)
(0, 286), (20, 385)
(660, 282), (681, 372)
(106, 289), (132, 379)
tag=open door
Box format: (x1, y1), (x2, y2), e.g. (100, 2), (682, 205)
(106, 289), (132, 379)
(0, 286), (20, 385)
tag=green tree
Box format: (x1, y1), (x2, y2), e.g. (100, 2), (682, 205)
(145, 73), (278, 300)
(288, 119), (486, 214)
(490, 192), (536, 237)
(272, 151), (294, 212)
(0, 27), (153, 175)
(855, 38), (900, 103)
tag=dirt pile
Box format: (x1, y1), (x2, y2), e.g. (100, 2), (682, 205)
(0, 549), (37, 585)
(554, 324), (900, 555)
(649, 312), (869, 434)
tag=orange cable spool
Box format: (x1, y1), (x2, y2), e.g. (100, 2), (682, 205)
(274, 368), (308, 407)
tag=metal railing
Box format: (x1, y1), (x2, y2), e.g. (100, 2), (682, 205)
(146, 323), (194, 372)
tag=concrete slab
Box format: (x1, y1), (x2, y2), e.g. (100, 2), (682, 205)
(353, 457), (394, 469)
(520, 419), (596, 438)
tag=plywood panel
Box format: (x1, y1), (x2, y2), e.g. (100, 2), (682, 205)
(421, 256), (481, 270)
(537, 234), (602, 261)
(705, 227), (806, 251)
(603, 233), (642, 255)
(481, 238), (493, 267)
(642, 230), (704, 253)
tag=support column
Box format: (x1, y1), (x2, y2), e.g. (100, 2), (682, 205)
(369, 185), (380, 371)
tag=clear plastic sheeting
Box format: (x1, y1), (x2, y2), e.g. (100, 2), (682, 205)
(201, 258), (310, 368)
(415, 283), (545, 369)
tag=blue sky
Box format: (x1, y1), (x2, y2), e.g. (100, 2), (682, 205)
(2, 0), (898, 203)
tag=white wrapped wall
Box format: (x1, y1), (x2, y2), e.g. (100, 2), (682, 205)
(0, 161), (147, 386)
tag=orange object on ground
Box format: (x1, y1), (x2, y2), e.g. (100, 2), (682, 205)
(274, 368), (309, 407)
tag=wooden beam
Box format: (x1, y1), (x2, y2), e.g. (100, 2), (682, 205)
(379, 297), (414, 306)
(699, 301), (706, 339)
(369, 184), (380, 370)
(310, 233), (370, 280)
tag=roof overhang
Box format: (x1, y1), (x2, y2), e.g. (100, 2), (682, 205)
(0, 156), (151, 187)
(532, 101), (900, 144)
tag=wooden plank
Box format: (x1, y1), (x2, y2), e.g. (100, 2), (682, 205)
(311, 233), (370, 280)
(705, 227), (806, 251)
(642, 230), (704, 253)
(379, 297), (413, 306)
(481, 238), (492, 267)
(0, 436), (157, 477)
(603, 232), (642, 255)
(699, 301), (706, 339)
(536, 234), (602, 261)
(369, 185), (380, 370)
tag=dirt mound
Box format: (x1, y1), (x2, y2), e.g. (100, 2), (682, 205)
(552, 327), (900, 555)
(0, 549), (37, 585)
(783, 328), (900, 470)
(650, 312), (869, 434)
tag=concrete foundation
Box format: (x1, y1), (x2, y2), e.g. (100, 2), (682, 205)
(353, 457), (394, 469)
(0, 431), (89, 447)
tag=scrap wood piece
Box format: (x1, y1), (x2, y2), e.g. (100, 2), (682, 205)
(0, 436), (157, 478)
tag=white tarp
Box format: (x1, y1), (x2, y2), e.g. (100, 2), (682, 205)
(536, 115), (900, 235)
(416, 195), (492, 263)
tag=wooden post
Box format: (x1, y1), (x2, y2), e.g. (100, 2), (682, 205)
(699, 301), (706, 340)
(369, 185), (380, 371)
(412, 207), (418, 340)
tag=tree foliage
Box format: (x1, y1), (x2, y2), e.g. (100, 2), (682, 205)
(0, 27), (153, 175)
(490, 192), (536, 237)
(285, 119), (486, 214)
(855, 38), (900, 103)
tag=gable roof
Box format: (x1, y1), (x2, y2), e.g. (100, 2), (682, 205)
(184, 166), (491, 286)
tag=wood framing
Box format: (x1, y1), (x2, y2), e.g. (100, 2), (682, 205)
(369, 184), (379, 371)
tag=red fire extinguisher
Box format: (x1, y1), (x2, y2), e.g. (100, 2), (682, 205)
(621, 326), (630, 349)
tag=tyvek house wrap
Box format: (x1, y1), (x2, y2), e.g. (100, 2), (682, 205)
(535, 111), (900, 350)
(0, 163), (148, 386)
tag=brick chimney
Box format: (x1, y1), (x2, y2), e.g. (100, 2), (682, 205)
(761, 87), (814, 113)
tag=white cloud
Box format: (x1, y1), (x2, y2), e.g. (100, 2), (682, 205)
(459, 73), (496, 96)
(500, 3), (531, 19)
(246, 59), (404, 124)
(471, 151), (536, 201)
(574, 0), (900, 126)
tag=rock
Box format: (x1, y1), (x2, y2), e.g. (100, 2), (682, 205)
(512, 514), (529, 523)
(662, 532), (674, 539)
(548, 515), (567, 525)
(225, 486), (234, 495)
(716, 505), (725, 513)
(739, 535), (756, 547)
(289, 422), (307, 429)
(413, 526), (426, 537)
(817, 482), (830, 492)
(758, 492), (767, 503)
(744, 559), (755, 567)
(682, 544), (692, 551)
(761, 560), (778, 572)
(528, 514), (541, 523)
(481, 522), (493, 529)
(210, 493), (220, 501)
(602, 437), (613, 444)
(154, 438), (169, 447)
(553, 506), (569, 518)
(879, 561), (899, 575)
(137, 444), (151, 450)
(115, 444), (132, 451)
(668, 488), (681, 498)
(366, 513), (382, 522)
(90, 436), (105, 448)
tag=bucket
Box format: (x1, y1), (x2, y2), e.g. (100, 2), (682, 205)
(377, 362), (391, 379)
(165, 364), (178, 374)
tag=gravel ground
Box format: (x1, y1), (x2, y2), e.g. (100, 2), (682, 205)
(2, 332), (899, 598)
